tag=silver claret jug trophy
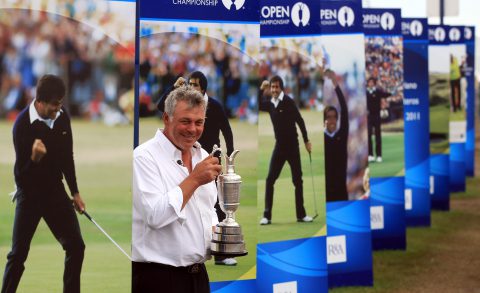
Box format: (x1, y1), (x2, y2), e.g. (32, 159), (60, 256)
(211, 145), (248, 257)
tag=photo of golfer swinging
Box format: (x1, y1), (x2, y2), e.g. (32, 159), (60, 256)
(256, 41), (327, 242)
(0, 3), (135, 292)
(258, 75), (313, 225)
(428, 29), (450, 155)
(366, 77), (393, 163)
(365, 36), (404, 177)
(1, 75), (85, 293)
(449, 38), (468, 122)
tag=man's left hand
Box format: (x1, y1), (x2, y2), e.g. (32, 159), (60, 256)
(305, 141), (312, 153)
(73, 193), (86, 214)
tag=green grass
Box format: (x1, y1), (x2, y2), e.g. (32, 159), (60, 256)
(449, 109), (465, 122)
(0, 120), (132, 293)
(257, 110), (327, 243)
(140, 117), (258, 282)
(430, 104), (450, 154)
(369, 132), (405, 178)
(429, 104), (449, 135)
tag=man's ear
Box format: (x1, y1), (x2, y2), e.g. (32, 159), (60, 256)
(163, 112), (170, 125)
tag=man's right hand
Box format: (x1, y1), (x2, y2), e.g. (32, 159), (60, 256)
(189, 155), (222, 186)
(31, 139), (47, 163)
(174, 77), (186, 88)
(179, 155), (222, 210)
(260, 80), (270, 91)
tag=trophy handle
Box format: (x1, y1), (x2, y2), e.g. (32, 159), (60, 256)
(225, 150), (240, 174)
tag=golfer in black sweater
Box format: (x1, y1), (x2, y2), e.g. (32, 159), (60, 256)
(366, 77), (390, 163)
(323, 70), (349, 202)
(2, 75), (85, 293)
(258, 76), (312, 225)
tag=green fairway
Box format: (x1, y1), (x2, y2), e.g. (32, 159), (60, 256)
(430, 104), (450, 154)
(257, 109), (327, 243)
(140, 117), (258, 282)
(430, 104), (449, 135)
(369, 132), (405, 178)
(429, 72), (450, 155)
(0, 120), (132, 293)
(449, 109), (465, 122)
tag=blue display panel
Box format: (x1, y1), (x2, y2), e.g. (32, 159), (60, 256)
(363, 8), (406, 250)
(257, 238), (328, 292)
(428, 25), (450, 210)
(138, 1), (259, 291)
(370, 177), (406, 249)
(258, 0), (327, 291)
(327, 200), (373, 287)
(320, 0), (373, 288)
(402, 18), (431, 227)
(465, 26), (476, 177)
(448, 26), (467, 192)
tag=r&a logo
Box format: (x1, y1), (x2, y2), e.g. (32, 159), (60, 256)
(326, 235), (347, 264)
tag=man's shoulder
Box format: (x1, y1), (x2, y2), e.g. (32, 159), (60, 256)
(282, 95), (295, 105)
(207, 97), (224, 110)
(134, 137), (159, 158)
(13, 107), (30, 131)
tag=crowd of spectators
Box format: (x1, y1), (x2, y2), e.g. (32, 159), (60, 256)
(139, 31), (259, 121)
(365, 36), (404, 124)
(260, 46), (323, 110)
(0, 3), (134, 125)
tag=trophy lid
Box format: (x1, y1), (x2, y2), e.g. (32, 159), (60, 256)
(222, 150), (241, 182)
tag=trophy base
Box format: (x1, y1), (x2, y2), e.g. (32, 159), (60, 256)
(214, 225), (242, 235)
(211, 250), (248, 257)
(211, 241), (247, 257)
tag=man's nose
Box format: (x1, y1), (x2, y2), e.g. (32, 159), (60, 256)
(186, 122), (196, 132)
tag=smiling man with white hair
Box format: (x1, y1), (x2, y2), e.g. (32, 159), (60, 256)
(132, 86), (222, 293)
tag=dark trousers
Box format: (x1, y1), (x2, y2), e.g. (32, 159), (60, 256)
(1, 191), (85, 293)
(368, 117), (382, 157)
(450, 79), (461, 112)
(263, 144), (306, 220)
(132, 262), (210, 293)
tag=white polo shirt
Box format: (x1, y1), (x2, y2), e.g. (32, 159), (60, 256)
(132, 129), (218, 266)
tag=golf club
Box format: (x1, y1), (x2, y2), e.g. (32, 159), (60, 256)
(308, 152), (319, 219)
(82, 211), (132, 261)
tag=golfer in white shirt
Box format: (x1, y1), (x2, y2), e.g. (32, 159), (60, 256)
(132, 86), (221, 293)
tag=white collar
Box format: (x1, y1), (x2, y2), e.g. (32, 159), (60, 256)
(324, 128), (338, 138)
(203, 92), (208, 103)
(271, 91), (284, 108)
(29, 100), (62, 129)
